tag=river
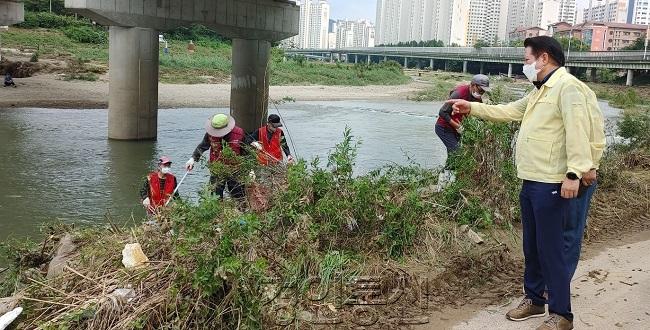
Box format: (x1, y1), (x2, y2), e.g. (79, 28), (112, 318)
(0, 100), (448, 242)
(0, 99), (623, 244)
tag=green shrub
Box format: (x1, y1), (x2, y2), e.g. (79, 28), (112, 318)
(618, 111), (650, 148)
(17, 11), (85, 29)
(30, 52), (39, 62)
(63, 25), (107, 44)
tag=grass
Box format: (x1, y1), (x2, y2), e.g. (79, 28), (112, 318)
(271, 60), (411, 86)
(2, 26), (410, 86)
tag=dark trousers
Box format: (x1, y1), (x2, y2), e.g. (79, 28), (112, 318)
(435, 123), (460, 154)
(210, 176), (245, 199)
(520, 181), (573, 321)
(564, 183), (597, 279)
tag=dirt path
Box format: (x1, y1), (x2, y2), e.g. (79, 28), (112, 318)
(418, 231), (650, 330)
(0, 74), (426, 109)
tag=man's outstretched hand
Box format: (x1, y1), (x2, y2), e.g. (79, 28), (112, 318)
(446, 99), (472, 116)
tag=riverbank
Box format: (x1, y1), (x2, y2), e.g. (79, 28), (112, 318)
(0, 73), (426, 109)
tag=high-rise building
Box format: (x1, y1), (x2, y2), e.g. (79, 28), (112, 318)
(375, 0), (508, 46)
(632, 0), (650, 25)
(334, 20), (376, 48)
(281, 0), (330, 49)
(583, 0), (629, 23)
(558, 0), (577, 24)
(536, 0), (562, 29)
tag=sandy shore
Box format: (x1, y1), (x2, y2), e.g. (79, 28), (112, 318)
(0, 74), (427, 109)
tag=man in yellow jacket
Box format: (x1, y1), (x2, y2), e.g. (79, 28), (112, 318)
(448, 36), (605, 330)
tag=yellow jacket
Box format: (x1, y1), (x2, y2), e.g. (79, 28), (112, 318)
(470, 67), (606, 183)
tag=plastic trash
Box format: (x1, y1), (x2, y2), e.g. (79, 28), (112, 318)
(121, 243), (149, 269)
(0, 307), (23, 330)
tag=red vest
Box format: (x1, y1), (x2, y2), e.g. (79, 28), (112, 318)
(436, 84), (476, 130)
(257, 127), (283, 165)
(148, 173), (176, 208)
(209, 126), (245, 163)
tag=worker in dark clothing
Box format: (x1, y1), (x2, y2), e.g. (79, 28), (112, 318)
(4, 73), (16, 88)
(435, 74), (491, 156)
(246, 114), (294, 165)
(185, 113), (247, 200)
(140, 156), (179, 214)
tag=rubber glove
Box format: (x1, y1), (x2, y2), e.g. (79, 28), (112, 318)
(185, 158), (195, 171)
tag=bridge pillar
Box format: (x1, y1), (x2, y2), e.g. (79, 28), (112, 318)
(355, 54), (358, 64)
(590, 68), (597, 82)
(367, 55), (371, 64)
(384, 55), (388, 62)
(330, 53), (334, 62)
(565, 67), (571, 74)
(463, 61), (468, 73)
(429, 59), (434, 70)
(508, 64), (513, 78)
(403, 57), (408, 68)
(444, 60), (448, 71)
(231, 38), (271, 133)
(626, 69), (634, 86)
(108, 26), (159, 140)
(479, 62), (485, 74)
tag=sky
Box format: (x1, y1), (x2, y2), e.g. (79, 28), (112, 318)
(328, 0), (377, 22)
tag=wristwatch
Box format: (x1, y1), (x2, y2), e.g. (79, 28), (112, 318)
(566, 172), (579, 180)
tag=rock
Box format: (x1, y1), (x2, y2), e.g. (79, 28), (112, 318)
(459, 225), (483, 244)
(466, 228), (484, 245)
(46, 234), (77, 279)
(121, 243), (149, 269)
(0, 297), (19, 315)
(0, 307), (23, 330)
(102, 288), (137, 310)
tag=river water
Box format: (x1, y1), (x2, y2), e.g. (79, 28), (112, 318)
(0, 99), (623, 243)
(0, 100), (447, 242)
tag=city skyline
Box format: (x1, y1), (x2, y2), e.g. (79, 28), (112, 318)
(325, 0), (593, 23)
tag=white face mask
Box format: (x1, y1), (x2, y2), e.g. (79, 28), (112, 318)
(472, 91), (482, 99)
(522, 61), (541, 82)
(161, 166), (172, 174)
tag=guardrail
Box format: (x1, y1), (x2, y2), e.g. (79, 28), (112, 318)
(285, 47), (650, 62)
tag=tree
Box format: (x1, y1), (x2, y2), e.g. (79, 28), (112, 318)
(622, 35), (647, 50)
(509, 39), (524, 47)
(473, 40), (490, 49)
(554, 37), (590, 52)
(24, 0), (66, 14)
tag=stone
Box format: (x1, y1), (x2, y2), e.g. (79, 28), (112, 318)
(121, 243), (149, 269)
(46, 234), (77, 279)
(0, 297), (19, 315)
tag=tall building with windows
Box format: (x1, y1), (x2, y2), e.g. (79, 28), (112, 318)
(584, 0), (629, 23)
(558, 0), (577, 24)
(334, 20), (375, 48)
(631, 0), (650, 25)
(467, 0), (509, 46)
(507, 0), (578, 38)
(375, 0), (508, 46)
(281, 0), (330, 49)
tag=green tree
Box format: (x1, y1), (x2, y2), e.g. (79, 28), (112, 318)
(509, 39), (524, 47)
(24, 0), (65, 14)
(473, 40), (490, 49)
(554, 37), (590, 52)
(622, 35), (647, 50)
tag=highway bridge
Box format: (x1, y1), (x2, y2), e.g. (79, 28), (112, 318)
(286, 47), (650, 86)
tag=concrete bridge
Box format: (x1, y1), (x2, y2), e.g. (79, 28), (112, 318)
(287, 47), (650, 86)
(59, 0), (299, 140)
(0, 0), (23, 26)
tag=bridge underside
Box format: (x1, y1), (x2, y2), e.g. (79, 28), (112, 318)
(65, 0), (299, 140)
(0, 0), (23, 26)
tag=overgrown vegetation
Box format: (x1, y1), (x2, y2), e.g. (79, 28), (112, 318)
(4, 13), (410, 85)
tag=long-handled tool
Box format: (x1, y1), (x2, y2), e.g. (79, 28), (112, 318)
(165, 170), (190, 207)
